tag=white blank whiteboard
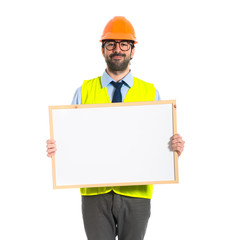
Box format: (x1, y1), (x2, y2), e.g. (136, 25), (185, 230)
(49, 101), (178, 189)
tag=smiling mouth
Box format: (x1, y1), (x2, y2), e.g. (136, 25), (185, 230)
(112, 56), (123, 60)
(110, 53), (126, 59)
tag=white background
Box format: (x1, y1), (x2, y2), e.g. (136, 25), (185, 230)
(0, 0), (233, 239)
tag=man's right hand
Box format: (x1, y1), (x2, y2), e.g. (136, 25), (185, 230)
(46, 139), (57, 157)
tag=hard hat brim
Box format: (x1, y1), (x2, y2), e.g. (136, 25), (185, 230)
(100, 33), (138, 44)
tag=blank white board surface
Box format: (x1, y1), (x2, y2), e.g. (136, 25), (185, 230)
(49, 101), (178, 189)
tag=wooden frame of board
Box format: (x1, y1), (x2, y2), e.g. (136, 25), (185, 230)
(49, 100), (178, 189)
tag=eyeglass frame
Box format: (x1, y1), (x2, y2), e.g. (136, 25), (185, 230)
(102, 40), (135, 51)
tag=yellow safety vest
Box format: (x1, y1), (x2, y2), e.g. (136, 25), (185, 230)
(80, 76), (156, 199)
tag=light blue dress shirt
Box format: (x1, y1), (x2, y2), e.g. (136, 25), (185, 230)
(72, 70), (160, 104)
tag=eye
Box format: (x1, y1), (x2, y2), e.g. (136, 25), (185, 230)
(121, 42), (129, 47)
(106, 42), (115, 47)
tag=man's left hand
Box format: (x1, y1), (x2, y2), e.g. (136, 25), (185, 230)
(171, 134), (185, 157)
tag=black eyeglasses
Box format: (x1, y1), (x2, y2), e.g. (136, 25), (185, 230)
(103, 40), (134, 51)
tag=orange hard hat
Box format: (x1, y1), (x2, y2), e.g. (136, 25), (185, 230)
(100, 16), (137, 44)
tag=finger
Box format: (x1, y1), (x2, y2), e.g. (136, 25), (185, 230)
(172, 145), (184, 156)
(172, 142), (184, 149)
(47, 152), (55, 157)
(172, 138), (184, 144)
(172, 133), (181, 139)
(172, 141), (185, 149)
(173, 146), (183, 155)
(171, 136), (182, 143)
(47, 149), (56, 155)
(176, 150), (182, 157)
(47, 148), (57, 153)
(46, 139), (56, 144)
(47, 143), (56, 149)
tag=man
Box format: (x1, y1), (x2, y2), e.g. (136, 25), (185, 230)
(46, 16), (185, 240)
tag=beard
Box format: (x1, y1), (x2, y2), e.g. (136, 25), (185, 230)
(105, 52), (132, 72)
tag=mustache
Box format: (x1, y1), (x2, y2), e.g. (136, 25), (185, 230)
(110, 53), (126, 58)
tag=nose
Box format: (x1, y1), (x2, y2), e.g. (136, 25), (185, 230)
(113, 42), (121, 52)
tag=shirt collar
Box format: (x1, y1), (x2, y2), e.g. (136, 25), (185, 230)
(101, 69), (134, 88)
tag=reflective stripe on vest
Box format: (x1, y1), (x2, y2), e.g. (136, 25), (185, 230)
(80, 76), (155, 199)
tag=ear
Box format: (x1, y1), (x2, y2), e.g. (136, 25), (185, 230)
(101, 47), (105, 57)
(130, 47), (135, 59)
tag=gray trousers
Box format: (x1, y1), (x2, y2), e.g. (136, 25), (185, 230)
(82, 191), (151, 240)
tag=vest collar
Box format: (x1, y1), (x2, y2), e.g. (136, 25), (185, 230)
(101, 69), (134, 89)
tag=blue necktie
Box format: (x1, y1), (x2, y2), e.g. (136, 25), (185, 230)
(111, 81), (124, 103)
